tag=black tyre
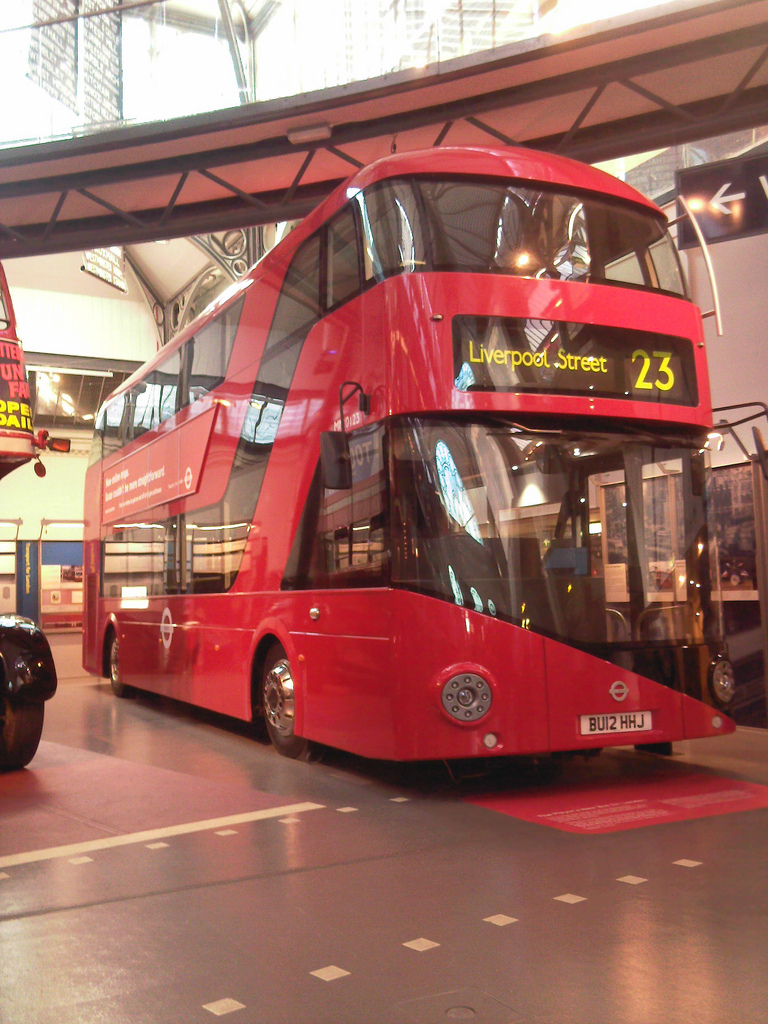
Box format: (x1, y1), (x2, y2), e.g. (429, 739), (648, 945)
(635, 741), (673, 756)
(261, 645), (308, 759)
(108, 631), (132, 698)
(0, 700), (44, 771)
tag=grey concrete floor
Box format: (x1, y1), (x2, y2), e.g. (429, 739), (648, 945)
(1, 633), (767, 1024)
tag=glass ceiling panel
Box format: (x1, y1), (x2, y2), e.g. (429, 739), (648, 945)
(29, 369), (131, 431)
(0, 1), (668, 148)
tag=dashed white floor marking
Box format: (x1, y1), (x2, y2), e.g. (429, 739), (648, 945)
(617, 875), (647, 885)
(674, 859), (703, 868)
(202, 997), (246, 1015)
(68, 856), (93, 865)
(554, 893), (586, 904)
(390, 797), (410, 803)
(0, 871), (8, 880)
(484, 914), (518, 926)
(336, 807), (358, 813)
(311, 965), (350, 981)
(146, 842), (169, 850)
(215, 829), (238, 836)
(0, 802), (325, 869)
(403, 937), (440, 951)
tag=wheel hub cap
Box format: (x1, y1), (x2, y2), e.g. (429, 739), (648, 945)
(263, 659), (295, 737)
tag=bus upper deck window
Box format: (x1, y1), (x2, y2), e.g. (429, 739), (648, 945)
(359, 181), (424, 281)
(326, 208), (361, 309)
(359, 176), (686, 298)
(186, 296), (244, 403)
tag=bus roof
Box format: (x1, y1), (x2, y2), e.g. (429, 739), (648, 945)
(290, 145), (663, 271)
(339, 146), (660, 212)
(106, 145), (665, 404)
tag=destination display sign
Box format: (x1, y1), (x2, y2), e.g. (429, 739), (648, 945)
(452, 317), (698, 407)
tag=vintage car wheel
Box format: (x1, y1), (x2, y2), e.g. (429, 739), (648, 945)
(0, 699), (44, 771)
(261, 645), (308, 759)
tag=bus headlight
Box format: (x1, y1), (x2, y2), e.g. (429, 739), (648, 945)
(441, 673), (492, 722)
(709, 658), (736, 705)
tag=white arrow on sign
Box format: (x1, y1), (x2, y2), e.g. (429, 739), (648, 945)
(709, 182), (746, 215)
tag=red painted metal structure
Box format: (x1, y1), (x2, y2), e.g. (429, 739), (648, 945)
(82, 146), (736, 761)
(0, 263), (38, 477)
(0, 264), (64, 770)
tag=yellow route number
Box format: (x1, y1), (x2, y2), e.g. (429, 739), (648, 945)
(631, 350), (675, 393)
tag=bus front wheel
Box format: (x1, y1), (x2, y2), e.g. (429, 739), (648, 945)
(261, 646), (308, 760)
(0, 699), (44, 771)
(107, 631), (132, 698)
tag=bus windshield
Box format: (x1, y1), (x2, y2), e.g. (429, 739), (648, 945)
(357, 177), (686, 297)
(391, 418), (721, 653)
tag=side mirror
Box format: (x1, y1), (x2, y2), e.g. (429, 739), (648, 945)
(47, 437), (71, 453)
(320, 431), (352, 490)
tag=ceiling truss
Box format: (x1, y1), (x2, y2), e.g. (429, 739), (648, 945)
(0, 0), (766, 258)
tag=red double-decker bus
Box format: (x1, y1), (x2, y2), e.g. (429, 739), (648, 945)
(82, 146), (737, 761)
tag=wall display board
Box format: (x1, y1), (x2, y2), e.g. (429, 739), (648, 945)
(16, 540), (39, 623)
(40, 540), (83, 631)
(712, 463), (765, 728)
(713, 464), (758, 597)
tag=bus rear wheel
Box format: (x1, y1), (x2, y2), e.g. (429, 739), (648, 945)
(261, 646), (308, 759)
(107, 631), (132, 698)
(0, 699), (44, 771)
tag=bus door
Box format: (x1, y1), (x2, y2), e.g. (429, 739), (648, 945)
(290, 422), (394, 753)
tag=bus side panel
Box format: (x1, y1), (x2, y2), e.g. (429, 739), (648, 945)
(290, 589), (395, 757)
(110, 592), (263, 719)
(175, 593), (263, 718)
(82, 461), (103, 675)
(544, 639), (734, 746)
(544, 639), (686, 751)
(390, 591), (550, 761)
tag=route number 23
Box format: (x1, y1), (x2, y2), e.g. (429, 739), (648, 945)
(631, 349), (675, 392)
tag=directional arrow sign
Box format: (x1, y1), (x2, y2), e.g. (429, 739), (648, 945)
(708, 182), (746, 215)
(677, 152), (768, 248)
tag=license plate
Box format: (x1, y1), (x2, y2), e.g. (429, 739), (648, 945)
(579, 711), (653, 736)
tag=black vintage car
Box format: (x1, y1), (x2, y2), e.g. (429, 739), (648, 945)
(0, 614), (58, 769)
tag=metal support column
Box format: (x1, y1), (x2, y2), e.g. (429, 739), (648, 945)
(752, 459), (768, 719)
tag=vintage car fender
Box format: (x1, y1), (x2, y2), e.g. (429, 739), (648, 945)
(0, 613), (58, 705)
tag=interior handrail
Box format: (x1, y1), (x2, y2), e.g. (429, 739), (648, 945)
(668, 195), (723, 337)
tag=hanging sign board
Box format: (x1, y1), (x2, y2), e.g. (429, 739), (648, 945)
(82, 247), (129, 293)
(676, 153), (768, 248)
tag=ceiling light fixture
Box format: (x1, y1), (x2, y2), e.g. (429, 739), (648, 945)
(287, 123), (332, 145)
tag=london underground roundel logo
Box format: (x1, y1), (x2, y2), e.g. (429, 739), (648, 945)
(184, 466), (193, 490)
(609, 680), (629, 702)
(160, 607), (174, 650)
